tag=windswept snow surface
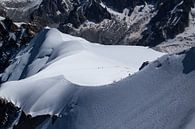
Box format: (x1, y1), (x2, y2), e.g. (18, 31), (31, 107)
(1, 28), (164, 86)
(0, 45), (195, 129)
(2, 29), (195, 129)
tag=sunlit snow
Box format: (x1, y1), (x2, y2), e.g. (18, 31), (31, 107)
(1, 28), (194, 129)
(1, 28), (164, 86)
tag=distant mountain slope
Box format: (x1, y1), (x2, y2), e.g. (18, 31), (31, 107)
(0, 29), (195, 129)
(155, 15), (195, 53)
(0, 0), (42, 21)
(0, 0), (195, 47)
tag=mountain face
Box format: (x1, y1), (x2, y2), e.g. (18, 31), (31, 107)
(138, 0), (195, 46)
(1, 0), (195, 47)
(0, 0), (42, 21)
(0, 17), (39, 74)
(154, 17), (195, 53)
(0, 28), (195, 129)
(0, 98), (20, 129)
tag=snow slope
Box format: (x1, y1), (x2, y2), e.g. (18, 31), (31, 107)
(0, 28), (195, 129)
(0, 47), (195, 129)
(1, 28), (164, 86)
(36, 49), (195, 129)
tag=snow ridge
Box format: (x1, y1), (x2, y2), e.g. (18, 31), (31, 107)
(0, 28), (195, 129)
(1, 28), (164, 86)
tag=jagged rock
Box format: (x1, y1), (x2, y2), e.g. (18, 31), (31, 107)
(58, 0), (195, 47)
(0, 98), (20, 129)
(59, 19), (128, 44)
(30, 0), (111, 28)
(1, 0), (195, 47)
(0, 17), (38, 75)
(138, 0), (195, 47)
(139, 61), (149, 70)
(101, 0), (145, 12)
(30, 0), (73, 27)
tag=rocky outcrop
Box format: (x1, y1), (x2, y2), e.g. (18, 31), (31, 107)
(0, 97), (48, 129)
(101, 0), (146, 12)
(59, 0), (195, 47)
(138, 0), (195, 47)
(0, 98), (20, 129)
(14, 113), (50, 129)
(59, 19), (128, 44)
(1, 0), (195, 47)
(0, 17), (38, 75)
(30, 0), (111, 28)
(30, 0), (73, 28)
(59, 2), (155, 45)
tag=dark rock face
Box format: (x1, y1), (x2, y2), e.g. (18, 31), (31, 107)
(182, 47), (195, 74)
(101, 0), (133, 12)
(80, 0), (110, 24)
(0, 8), (6, 18)
(0, 17), (38, 75)
(101, 0), (149, 12)
(0, 98), (20, 129)
(59, 19), (129, 45)
(1, 0), (195, 47)
(30, 0), (73, 27)
(31, 0), (111, 28)
(138, 0), (195, 47)
(0, 98), (48, 129)
(139, 61), (149, 70)
(13, 113), (49, 129)
(58, 0), (195, 47)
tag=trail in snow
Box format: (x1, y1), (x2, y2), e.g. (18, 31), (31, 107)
(1, 28), (164, 86)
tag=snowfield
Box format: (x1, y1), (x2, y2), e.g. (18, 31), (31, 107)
(1, 28), (164, 86)
(0, 28), (195, 129)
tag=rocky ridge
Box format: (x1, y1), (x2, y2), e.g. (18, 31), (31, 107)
(1, 0), (195, 47)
